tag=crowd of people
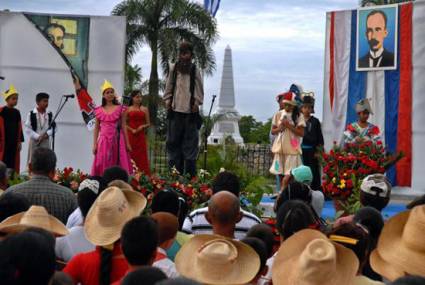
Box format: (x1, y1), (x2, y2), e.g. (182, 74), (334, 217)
(0, 146), (424, 285)
(1, 40), (425, 285)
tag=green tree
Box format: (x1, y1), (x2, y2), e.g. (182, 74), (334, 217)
(238, 116), (271, 144)
(112, 0), (218, 124)
(124, 63), (142, 95)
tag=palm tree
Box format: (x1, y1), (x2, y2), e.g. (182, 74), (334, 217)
(124, 63), (142, 95)
(112, 0), (218, 124)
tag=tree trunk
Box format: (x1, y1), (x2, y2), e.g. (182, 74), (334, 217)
(148, 38), (159, 126)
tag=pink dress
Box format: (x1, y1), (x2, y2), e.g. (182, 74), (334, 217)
(91, 106), (133, 176)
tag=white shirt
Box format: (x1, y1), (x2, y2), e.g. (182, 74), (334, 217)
(182, 206), (262, 240)
(24, 107), (55, 140)
(368, 47), (384, 67)
(153, 247), (179, 278)
(55, 226), (95, 262)
(66, 207), (84, 228)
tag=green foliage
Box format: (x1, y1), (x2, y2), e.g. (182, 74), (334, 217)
(124, 63), (142, 95)
(238, 116), (272, 144)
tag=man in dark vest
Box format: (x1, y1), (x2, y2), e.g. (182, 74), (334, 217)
(163, 41), (204, 177)
(24, 92), (56, 166)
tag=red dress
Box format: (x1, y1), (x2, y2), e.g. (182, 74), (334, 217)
(127, 108), (150, 175)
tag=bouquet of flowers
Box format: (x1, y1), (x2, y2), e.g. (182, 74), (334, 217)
(320, 141), (403, 200)
(53, 167), (89, 192)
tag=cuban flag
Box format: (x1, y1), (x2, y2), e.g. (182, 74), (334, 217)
(204, 0), (221, 17)
(323, 1), (425, 188)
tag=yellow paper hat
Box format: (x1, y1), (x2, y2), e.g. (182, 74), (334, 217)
(100, 80), (114, 94)
(2, 85), (18, 100)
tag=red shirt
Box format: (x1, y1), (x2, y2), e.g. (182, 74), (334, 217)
(63, 244), (129, 285)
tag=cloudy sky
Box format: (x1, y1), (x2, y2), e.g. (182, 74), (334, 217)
(1, 0), (359, 121)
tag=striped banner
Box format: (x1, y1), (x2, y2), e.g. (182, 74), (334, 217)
(324, 3), (414, 186)
(204, 0), (221, 17)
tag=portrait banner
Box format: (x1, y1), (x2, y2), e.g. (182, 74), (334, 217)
(24, 13), (96, 130)
(356, 4), (398, 71)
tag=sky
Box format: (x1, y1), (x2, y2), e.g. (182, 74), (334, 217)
(1, 0), (360, 121)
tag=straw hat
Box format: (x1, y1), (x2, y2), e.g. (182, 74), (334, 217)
(370, 206), (425, 281)
(175, 234), (260, 285)
(84, 186), (147, 246)
(272, 229), (359, 285)
(0, 205), (68, 236)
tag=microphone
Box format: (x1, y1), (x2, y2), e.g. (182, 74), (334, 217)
(0, 76), (5, 80)
(63, 94), (75, 98)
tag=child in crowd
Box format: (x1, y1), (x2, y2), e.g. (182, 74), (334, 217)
(270, 91), (305, 191)
(151, 212), (180, 278)
(24, 92), (56, 166)
(300, 92), (324, 190)
(0, 85), (24, 174)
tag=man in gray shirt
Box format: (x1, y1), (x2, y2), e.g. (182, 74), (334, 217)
(6, 147), (77, 223)
(163, 41), (204, 177)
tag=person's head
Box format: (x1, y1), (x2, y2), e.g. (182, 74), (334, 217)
(390, 276), (425, 285)
(241, 237), (268, 283)
(246, 223), (275, 258)
(366, 10), (388, 52)
(358, 110), (370, 123)
(29, 147), (57, 177)
(355, 98), (373, 123)
(0, 161), (9, 189)
(3, 85), (19, 107)
(328, 222), (371, 272)
(0, 230), (56, 285)
(151, 212), (179, 249)
(353, 206), (384, 243)
(45, 23), (65, 49)
(151, 190), (180, 216)
(280, 91), (297, 113)
(276, 93), (286, 110)
(102, 166), (129, 185)
(301, 93), (315, 117)
(35, 92), (49, 111)
(276, 200), (316, 240)
(179, 41), (193, 61)
(100, 80), (118, 106)
(0, 192), (30, 223)
(129, 90), (142, 106)
(291, 165), (313, 185)
(77, 177), (106, 219)
(121, 266), (167, 285)
(360, 173), (391, 211)
(206, 191), (242, 238)
(275, 181), (312, 213)
(211, 171), (240, 196)
(121, 216), (159, 266)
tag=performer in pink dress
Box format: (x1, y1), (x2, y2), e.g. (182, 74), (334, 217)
(126, 90), (151, 175)
(90, 80), (132, 176)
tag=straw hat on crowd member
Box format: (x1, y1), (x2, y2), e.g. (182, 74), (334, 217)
(84, 186), (147, 246)
(272, 229), (359, 285)
(108, 179), (134, 192)
(0, 205), (68, 236)
(370, 205), (425, 281)
(175, 234), (260, 285)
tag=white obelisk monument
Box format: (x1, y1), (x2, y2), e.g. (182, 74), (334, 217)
(208, 45), (244, 145)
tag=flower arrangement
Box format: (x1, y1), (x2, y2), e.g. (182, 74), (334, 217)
(319, 140), (403, 214)
(53, 167), (89, 192)
(130, 167), (213, 210)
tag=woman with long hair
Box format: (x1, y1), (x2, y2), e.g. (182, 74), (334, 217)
(84, 79), (132, 176)
(126, 90), (150, 175)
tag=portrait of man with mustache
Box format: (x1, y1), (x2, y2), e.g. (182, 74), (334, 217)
(358, 9), (395, 69)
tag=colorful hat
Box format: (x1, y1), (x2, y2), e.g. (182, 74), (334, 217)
(360, 174), (391, 198)
(370, 206), (425, 281)
(2, 84), (18, 101)
(272, 229), (359, 285)
(175, 234), (260, 285)
(291, 165), (313, 185)
(84, 186), (147, 246)
(0, 205), (68, 236)
(289, 84), (303, 97)
(276, 91), (298, 106)
(101, 80), (114, 94)
(355, 98), (373, 114)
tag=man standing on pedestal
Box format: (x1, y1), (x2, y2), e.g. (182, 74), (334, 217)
(164, 41), (204, 177)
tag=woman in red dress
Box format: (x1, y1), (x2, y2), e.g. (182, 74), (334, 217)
(126, 91), (150, 175)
